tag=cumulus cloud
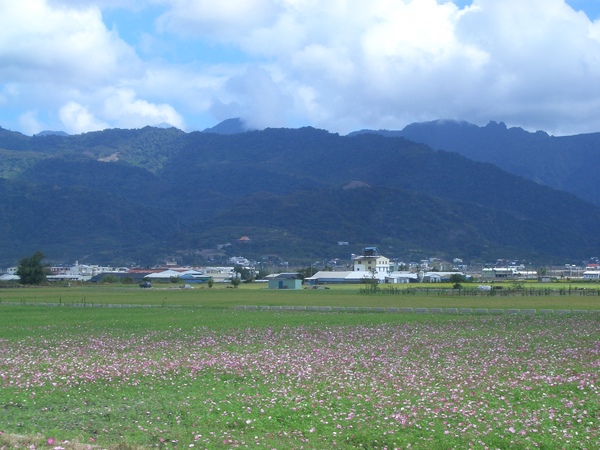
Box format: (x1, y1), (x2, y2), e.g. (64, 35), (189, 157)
(156, 0), (283, 40)
(102, 88), (185, 129)
(152, 0), (600, 134)
(0, 0), (140, 86)
(2, 0), (600, 135)
(0, 0), (191, 133)
(59, 101), (110, 133)
(210, 66), (293, 129)
(56, 89), (185, 133)
(19, 111), (44, 135)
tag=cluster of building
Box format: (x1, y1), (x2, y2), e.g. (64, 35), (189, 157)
(304, 247), (465, 286)
(0, 248), (461, 286)
(0, 261), (239, 284)
(139, 266), (236, 284)
(3, 248), (600, 287)
(269, 252), (600, 289)
(481, 267), (538, 281)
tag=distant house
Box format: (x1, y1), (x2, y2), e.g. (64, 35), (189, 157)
(423, 272), (442, 283)
(352, 247), (390, 274)
(385, 272), (418, 284)
(307, 247), (392, 285)
(47, 262), (128, 282)
(306, 271), (381, 284)
(422, 272), (461, 283)
(203, 267), (235, 283)
(482, 267), (537, 281)
(482, 268), (517, 280)
(268, 273), (302, 290)
(583, 270), (600, 280)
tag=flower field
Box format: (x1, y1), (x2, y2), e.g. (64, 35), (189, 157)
(0, 306), (599, 449)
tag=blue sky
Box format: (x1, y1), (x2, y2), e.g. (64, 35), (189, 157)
(3, 0), (600, 136)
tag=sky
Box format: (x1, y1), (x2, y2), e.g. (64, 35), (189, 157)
(2, 0), (600, 136)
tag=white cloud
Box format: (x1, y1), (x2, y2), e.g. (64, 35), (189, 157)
(210, 66), (293, 129)
(0, 84), (20, 106)
(223, 0), (600, 133)
(19, 111), (44, 135)
(0, 0), (141, 87)
(59, 101), (110, 133)
(57, 89), (185, 133)
(3, 0), (600, 135)
(0, 0), (190, 133)
(102, 88), (185, 129)
(156, 0), (283, 40)
(149, 0), (600, 134)
(47, 0), (145, 10)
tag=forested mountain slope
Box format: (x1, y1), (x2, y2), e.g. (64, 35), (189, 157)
(0, 125), (598, 265)
(352, 120), (600, 206)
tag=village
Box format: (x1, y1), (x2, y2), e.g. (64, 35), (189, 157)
(2, 247), (600, 288)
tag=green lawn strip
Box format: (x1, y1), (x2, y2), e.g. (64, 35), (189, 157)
(0, 307), (453, 340)
(2, 283), (600, 310)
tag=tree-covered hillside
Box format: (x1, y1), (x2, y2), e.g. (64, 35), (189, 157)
(353, 120), (600, 206)
(0, 125), (599, 265)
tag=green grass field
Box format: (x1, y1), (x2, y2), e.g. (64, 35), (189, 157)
(2, 281), (600, 309)
(1, 284), (599, 449)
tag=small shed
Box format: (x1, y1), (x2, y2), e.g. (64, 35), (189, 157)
(268, 273), (302, 290)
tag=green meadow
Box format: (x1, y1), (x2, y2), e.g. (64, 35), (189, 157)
(2, 281), (600, 309)
(0, 284), (599, 449)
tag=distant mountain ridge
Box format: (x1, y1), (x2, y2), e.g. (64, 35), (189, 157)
(202, 118), (252, 135)
(0, 122), (599, 266)
(35, 130), (69, 137)
(351, 120), (600, 206)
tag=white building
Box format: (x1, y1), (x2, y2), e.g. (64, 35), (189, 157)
(352, 247), (390, 274)
(385, 272), (418, 284)
(482, 268), (537, 281)
(306, 270), (386, 284)
(583, 270), (600, 280)
(48, 262), (129, 282)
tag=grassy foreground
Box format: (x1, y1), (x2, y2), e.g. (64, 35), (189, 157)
(0, 286), (599, 449)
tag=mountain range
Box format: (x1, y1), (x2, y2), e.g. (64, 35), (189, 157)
(0, 120), (599, 267)
(352, 120), (600, 207)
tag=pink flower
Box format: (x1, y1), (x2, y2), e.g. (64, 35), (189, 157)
(47, 438), (55, 445)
